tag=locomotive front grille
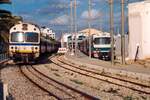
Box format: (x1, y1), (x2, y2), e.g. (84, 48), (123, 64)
(99, 52), (111, 60)
(16, 50), (33, 53)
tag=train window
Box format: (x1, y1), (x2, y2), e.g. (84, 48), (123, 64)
(78, 36), (85, 40)
(25, 32), (39, 42)
(93, 37), (111, 44)
(11, 32), (24, 42)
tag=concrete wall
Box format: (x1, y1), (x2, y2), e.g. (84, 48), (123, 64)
(128, 1), (150, 60)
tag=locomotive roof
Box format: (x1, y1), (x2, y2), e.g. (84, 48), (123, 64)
(10, 22), (41, 33)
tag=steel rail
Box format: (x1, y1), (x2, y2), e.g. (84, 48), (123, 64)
(20, 65), (99, 100)
(51, 55), (150, 94)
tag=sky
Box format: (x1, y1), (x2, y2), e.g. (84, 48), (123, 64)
(0, 0), (144, 38)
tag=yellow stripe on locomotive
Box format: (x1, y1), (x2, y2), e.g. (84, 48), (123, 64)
(9, 46), (39, 53)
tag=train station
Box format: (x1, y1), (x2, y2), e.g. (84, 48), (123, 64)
(0, 0), (150, 100)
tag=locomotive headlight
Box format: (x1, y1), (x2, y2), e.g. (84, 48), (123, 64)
(10, 46), (14, 52)
(35, 47), (38, 50)
(34, 47), (39, 52)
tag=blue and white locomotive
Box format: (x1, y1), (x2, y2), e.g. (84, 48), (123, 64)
(9, 22), (59, 63)
(92, 32), (111, 60)
(78, 32), (111, 60)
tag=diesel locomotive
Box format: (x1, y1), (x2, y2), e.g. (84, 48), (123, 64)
(78, 32), (111, 60)
(9, 22), (59, 63)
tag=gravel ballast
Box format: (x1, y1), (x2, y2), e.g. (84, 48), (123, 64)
(0, 65), (56, 100)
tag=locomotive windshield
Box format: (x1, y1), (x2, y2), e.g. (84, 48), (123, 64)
(10, 32), (39, 43)
(11, 32), (24, 42)
(93, 37), (111, 44)
(25, 32), (38, 42)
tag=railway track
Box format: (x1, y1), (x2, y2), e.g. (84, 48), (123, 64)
(50, 55), (150, 94)
(20, 65), (99, 100)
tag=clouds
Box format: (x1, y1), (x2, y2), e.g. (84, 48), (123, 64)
(36, 1), (69, 16)
(81, 9), (102, 20)
(2, 0), (144, 38)
(36, 5), (67, 16)
(12, 0), (69, 17)
(49, 14), (69, 25)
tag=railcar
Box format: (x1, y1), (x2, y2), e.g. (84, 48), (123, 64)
(78, 32), (111, 60)
(67, 33), (86, 51)
(9, 22), (59, 63)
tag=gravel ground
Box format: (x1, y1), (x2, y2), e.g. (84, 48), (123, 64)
(49, 57), (150, 100)
(0, 64), (56, 100)
(0, 58), (150, 100)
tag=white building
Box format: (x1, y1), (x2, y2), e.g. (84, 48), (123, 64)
(41, 27), (55, 39)
(60, 33), (71, 48)
(79, 28), (103, 36)
(128, 1), (150, 60)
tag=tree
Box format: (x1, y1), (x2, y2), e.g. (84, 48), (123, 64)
(0, 9), (22, 53)
(0, 0), (11, 4)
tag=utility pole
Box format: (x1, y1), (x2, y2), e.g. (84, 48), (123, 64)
(74, 0), (77, 55)
(121, 0), (125, 65)
(109, 0), (115, 65)
(88, 0), (92, 58)
(61, 33), (64, 48)
(70, 0), (74, 55)
(66, 4), (69, 49)
(99, 16), (102, 31)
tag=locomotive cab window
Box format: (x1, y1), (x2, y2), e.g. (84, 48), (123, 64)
(11, 32), (39, 43)
(11, 32), (24, 42)
(93, 37), (111, 44)
(25, 32), (39, 42)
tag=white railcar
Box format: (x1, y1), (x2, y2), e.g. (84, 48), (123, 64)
(9, 22), (40, 63)
(9, 22), (59, 63)
(78, 32), (111, 60)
